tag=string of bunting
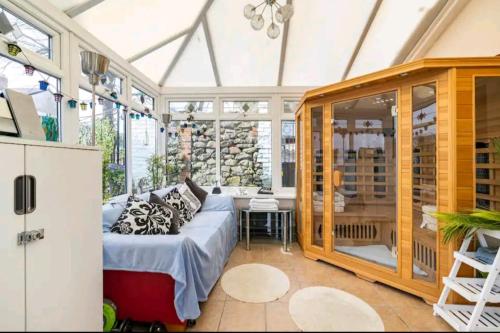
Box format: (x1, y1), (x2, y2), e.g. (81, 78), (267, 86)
(4, 40), (165, 132)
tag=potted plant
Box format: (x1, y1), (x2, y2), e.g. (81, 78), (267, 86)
(436, 138), (500, 244)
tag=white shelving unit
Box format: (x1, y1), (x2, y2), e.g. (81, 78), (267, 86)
(434, 229), (500, 331)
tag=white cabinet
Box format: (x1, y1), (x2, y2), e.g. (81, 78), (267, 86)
(0, 138), (102, 331)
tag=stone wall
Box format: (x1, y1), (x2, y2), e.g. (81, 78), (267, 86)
(220, 121), (271, 187)
(166, 120), (271, 187)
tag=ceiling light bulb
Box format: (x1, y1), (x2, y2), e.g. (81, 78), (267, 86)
(251, 14), (264, 30)
(267, 22), (280, 39)
(275, 4), (294, 23)
(244, 4), (256, 19)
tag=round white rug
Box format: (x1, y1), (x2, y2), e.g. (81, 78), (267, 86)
(221, 264), (290, 303)
(289, 287), (384, 332)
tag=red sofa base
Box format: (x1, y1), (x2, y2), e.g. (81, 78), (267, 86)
(103, 270), (186, 331)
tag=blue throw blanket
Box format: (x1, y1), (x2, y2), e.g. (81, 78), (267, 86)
(102, 194), (237, 320)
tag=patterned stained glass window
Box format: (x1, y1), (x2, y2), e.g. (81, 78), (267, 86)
(169, 101), (213, 113)
(223, 101), (268, 114)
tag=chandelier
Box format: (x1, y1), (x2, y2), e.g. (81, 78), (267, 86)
(243, 0), (294, 39)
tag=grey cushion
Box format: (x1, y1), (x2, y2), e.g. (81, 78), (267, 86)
(185, 178), (208, 204)
(149, 193), (181, 234)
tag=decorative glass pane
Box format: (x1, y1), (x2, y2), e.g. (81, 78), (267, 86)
(412, 83), (437, 282)
(131, 116), (157, 194)
(1, 8), (52, 58)
(78, 88), (126, 201)
(0, 55), (60, 141)
(169, 101), (213, 114)
(223, 101), (268, 114)
(220, 120), (271, 187)
(165, 120), (216, 186)
(132, 86), (154, 110)
(281, 120), (296, 187)
(355, 119), (383, 129)
(283, 99), (300, 113)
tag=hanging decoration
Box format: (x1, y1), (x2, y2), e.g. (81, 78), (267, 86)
(123, 105), (128, 112)
(114, 101), (121, 109)
(80, 102), (88, 111)
(110, 91), (118, 99)
(7, 42), (21, 56)
(38, 80), (49, 91)
(24, 64), (35, 76)
(140, 94), (145, 104)
(140, 112), (145, 118)
(97, 96), (104, 105)
(243, 0), (294, 39)
(160, 127), (165, 133)
(147, 114), (152, 119)
(68, 99), (78, 109)
(53, 92), (63, 103)
(135, 114), (140, 119)
(129, 113), (135, 119)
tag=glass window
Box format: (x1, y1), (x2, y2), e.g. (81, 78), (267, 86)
(283, 99), (300, 114)
(78, 88), (126, 201)
(281, 120), (296, 187)
(165, 120), (216, 186)
(220, 120), (271, 187)
(223, 101), (268, 114)
(475, 77), (500, 211)
(1, 7), (52, 58)
(101, 71), (123, 95)
(0, 55), (60, 141)
(332, 91), (398, 269)
(132, 86), (154, 110)
(312, 107), (324, 247)
(412, 83), (437, 282)
(131, 115), (157, 194)
(169, 101), (213, 114)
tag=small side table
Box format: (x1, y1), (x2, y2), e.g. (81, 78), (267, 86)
(239, 209), (292, 252)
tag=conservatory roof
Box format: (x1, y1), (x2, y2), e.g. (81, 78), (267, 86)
(49, 0), (447, 87)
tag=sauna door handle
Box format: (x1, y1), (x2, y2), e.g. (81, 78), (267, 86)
(333, 170), (343, 187)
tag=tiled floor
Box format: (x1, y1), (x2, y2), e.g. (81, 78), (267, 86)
(189, 241), (453, 332)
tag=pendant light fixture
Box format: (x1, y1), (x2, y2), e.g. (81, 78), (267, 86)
(244, 0), (293, 39)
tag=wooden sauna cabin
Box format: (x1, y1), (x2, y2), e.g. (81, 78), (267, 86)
(294, 57), (500, 303)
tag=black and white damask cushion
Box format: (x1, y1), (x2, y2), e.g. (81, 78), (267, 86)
(178, 183), (202, 214)
(110, 196), (173, 235)
(163, 187), (193, 226)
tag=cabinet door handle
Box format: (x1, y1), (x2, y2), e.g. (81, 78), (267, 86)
(26, 175), (36, 214)
(14, 176), (25, 215)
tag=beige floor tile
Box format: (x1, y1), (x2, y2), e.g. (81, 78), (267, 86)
(372, 305), (410, 332)
(265, 302), (299, 332)
(196, 242), (451, 332)
(218, 301), (266, 332)
(374, 283), (430, 309)
(188, 299), (225, 332)
(392, 305), (453, 332)
(208, 280), (227, 302)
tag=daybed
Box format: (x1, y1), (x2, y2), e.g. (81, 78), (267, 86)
(102, 188), (237, 330)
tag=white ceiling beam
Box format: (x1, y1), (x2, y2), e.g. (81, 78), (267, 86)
(65, 0), (104, 18)
(202, 16), (221, 86)
(391, 0), (449, 65)
(341, 0), (382, 81)
(277, 0), (292, 86)
(159, 0), (215, 87)
(403, 0), (470, 62)
(127, 28), (191, 63)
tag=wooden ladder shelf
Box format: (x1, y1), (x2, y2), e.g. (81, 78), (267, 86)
(434, 229), (500, 331)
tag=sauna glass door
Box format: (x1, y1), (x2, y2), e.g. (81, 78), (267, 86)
(332, 92), (398, 271)
(312, 106), (324, 248)
(411, 83), (437, 283)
